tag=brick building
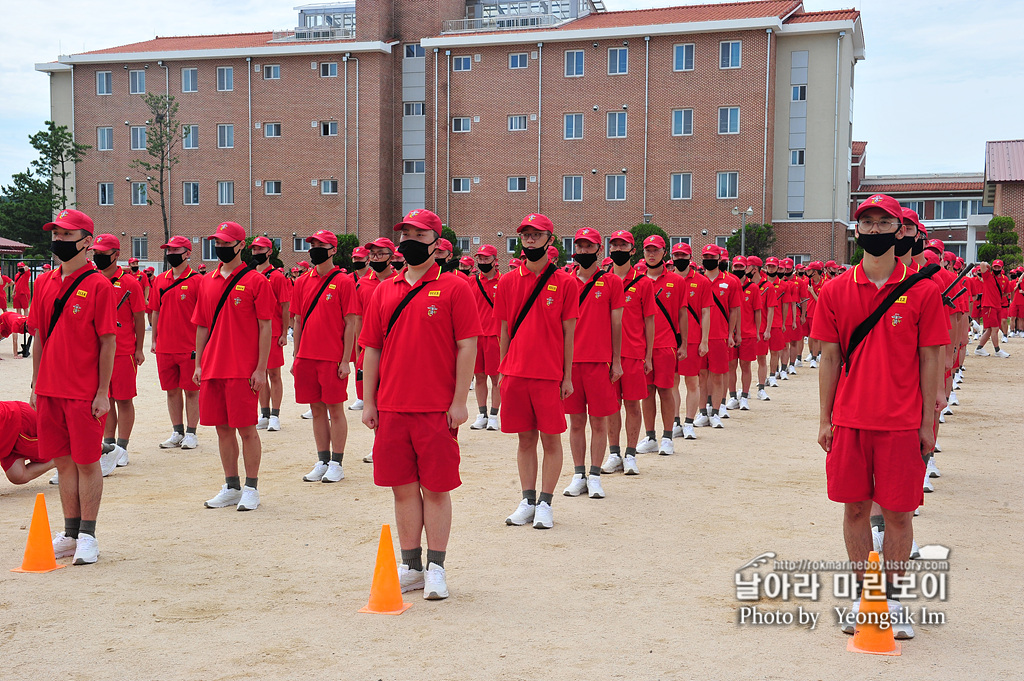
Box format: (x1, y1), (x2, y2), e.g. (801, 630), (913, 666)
(984, 140), (1024, 234)
(36, 1), (864, 270)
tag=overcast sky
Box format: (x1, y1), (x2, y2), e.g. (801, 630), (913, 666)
(1, 0), (1021, 187)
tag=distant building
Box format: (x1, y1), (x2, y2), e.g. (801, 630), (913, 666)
(984, 139), (1024, 231)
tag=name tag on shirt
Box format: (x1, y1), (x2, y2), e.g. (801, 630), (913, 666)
(328, 284), (337, 290)
(547, 285), (557, 291)
(595, 281), (604, 287)
(428, 290), (441, 297)
(235, 285), (245, 291)
(76, 290), (88, 298)
(896, 295), (908, 304)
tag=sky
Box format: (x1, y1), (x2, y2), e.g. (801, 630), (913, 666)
(1, 0), (1022, 187)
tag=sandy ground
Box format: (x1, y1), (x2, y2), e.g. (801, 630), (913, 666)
(1, 330), (1021, 680)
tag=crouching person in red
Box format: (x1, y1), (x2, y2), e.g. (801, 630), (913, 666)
(360, 209), (480, 600)
(0, 401), (55, 485)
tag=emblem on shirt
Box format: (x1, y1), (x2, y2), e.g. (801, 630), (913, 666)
(326, 293), (333, 302)
(546, 296), (554, 307)
(427, 304), (438, 317)
(891, 313), (902, 327)
(594, 291), (602, 299)
(625, 294), (632, 303)
(180, 293), (187, 301)
(72, 303), (81, 314)
(233, 296), (241, 306)
(664, 291), (672, 298)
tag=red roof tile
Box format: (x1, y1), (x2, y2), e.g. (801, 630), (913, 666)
(855, 182), (985, 194)
(76, 31), (353, 56)
(785, 9), (860, 23)
(565, 1), (803, 29)
(852, 141), (867, 157)
(986, 140), (1024, 183)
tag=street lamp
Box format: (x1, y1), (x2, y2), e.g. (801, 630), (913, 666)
(732, 206), (754, 255)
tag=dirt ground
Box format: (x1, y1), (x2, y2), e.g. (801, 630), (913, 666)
(1, 330), (1021, 680)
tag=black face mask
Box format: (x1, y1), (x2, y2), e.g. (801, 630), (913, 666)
(993, 268), (1002, 274)
(393, 261), (406, 270)
(671, 259), (689, 272)
(369, 260), (390, 273)
(893, 235), (914, 257)
(573, 252), (598, 269)
(351, 260), (366, 271)
(703, 259), (719, 271)
(93, 252), (115, 271)
(746, 271), (755, 279)
(50, 237), (87, 262)
(733, 269), (745, 278)
(436, 257), (450, 271)
(251, 253), (270, 266)
(397, 237), (437, 267)
(609, 250), (632, 266)
(459, 268), (472, 275)
(911, 239), (924, 256)
(856, 231), (897, 257)
(477, 262), (494, 274)
(767, 271), (778, 278)
(166, 253), (186, 268)
(215, 245), (239, 263)
(308, 247), (331, 265)
(523, 246), (548, 263)
(130, 265), (139, 271)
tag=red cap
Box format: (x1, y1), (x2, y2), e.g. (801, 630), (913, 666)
(128, 257), (140, 264)
(43, 208), (95, 235)
(16, 261), (25, 267)
(746, 256), (763, 267)
(923, 250), (941, 266)
(671, 242), (692, 256)
(765, 257), (780, 266)
(394, 208), (443, 236)
(365, 237), (397, 255)
(519, 213), (555, 234)
(601, 257), (613, 267)
(91, 233), (121, 251)
(701, 244), (719, 257)
(955, 257), (965, 267)
(901, 207), (925, 232)
(643, 235), (666, 250)
(161, 235), (193, 251)
(717, 246), (729, 258)
(635, 261), (648, 273)
(854, 194), (903, 221)
(298, 260), (311, 268)
(290, 266), (301, 273)
(942, 251), (956, 263)
(573, 227), (601, 244)
(993, 259), (1004, 268)
(251, 236), (273, 249)
(42, 264), (52, 270)
(197, 263), (207, 270)
(731, 255), (747, 267)
(209, 221), (246, 242)
(459, 256), (474, 266)
(306, 230), (338, 248)
(476, 244), (498, 257)
(807, 261), (823, 271)
(351, 247), (368, 259)
(145, 267), (155, 273)
(781, 258), (794, 268)
(508, 258), (522, 268)
(436, 238), (453, 253)
(547, 245), (559, 261)
(825, 260), (838, 268)
(609, 229), (634, 245)
(925, 239), (944, 252)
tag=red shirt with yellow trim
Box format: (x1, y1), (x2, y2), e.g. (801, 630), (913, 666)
(0, 402), (41, 472)
(0, 311), (27, 339)
(471, 271), (502, 337)
(567, 269), (624, 363)
(618, 266), (656, 361)
(191, 264), (275, 379)
(739, 277), (762, 338)
(679, 268), (711, 345)
(292, 265), (361, 362)
(259, 264), (293, 340)
(705, 270), (741, 340)
(149, 267), (200, 355)
(646, 268), (686, 349)
(14, 270), (31, 296)
(106, 266), (145, 356)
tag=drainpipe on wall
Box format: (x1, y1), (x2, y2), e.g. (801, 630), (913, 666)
(830, 31), (845, 262)
(446, 50), (451, 226)
(643, 36), (650, 221)
(247, 57), (253, 236)
(159, 60), (171, 237)
(344, 56), (349, 233)
(761, 29), (772, 226)
(434, 48), (439, 213)
(537, 42), (543, 214)
(352, 56), (360, 239)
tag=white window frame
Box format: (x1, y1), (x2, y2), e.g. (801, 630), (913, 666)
(508, 115), (528, 132)
(718, 107), (740, 134)
(320, 179), (338, 195)
(672, 108), (693, 137)
(720, 41), (742, 69)
(217, 66), (233, 91)
(217, 124), (234, 148)
(132, 236), (148, 260)
(716, 171), (739, 199)
(790, 149), (805, 166)
(218, 180), (234, 205)
(264, 181), (282, 196)
(320, 62), (338, 78)
(130, 126), (147, 151)
(563, 175), (583, 202)
(452, 178), (471, 193)
(129, 69), (145, 95)
(98, 183), (114, 206)
(670, 173), (693, 200)
(320, 120), (338, 136)
(453, 56), (471, 72)
(564, 50), (584, 77)
(792, 85), (806, 102)
(564, 113), (583, 140)
(508, 176), (527, 192)
(670, 236), (691, 249)
(182, 181), (199, 206)
(404, 102), (425, 116)
(509, 53), (528, 69)
(264, 122), (282, 138)
(181, 68), (197, 93)
(263, 64), (280, 80)
(405, 44), (426, 58)
(202, 239), (217, 261)
(452, 117), (472, 133)
(608, 47), (628, 75)
(605, 174), (626, 201)
(507, 237), (519, 254)
(182, 125), (198, 149)
(131, 182), (148, 206)
(293, 237), (311, 252)
(96, 71), (112, 96)
(97, 127), (113, 151)
(607, 111), (627, 138)
(404, 160), (426, 174)
(673, 43), (695, 72)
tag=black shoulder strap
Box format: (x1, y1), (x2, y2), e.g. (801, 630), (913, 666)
(624, 274), (644, 292)
(654, 288), (682, 346)
(47, 269), (100, 337)
(300, 270), (342, 331)
(509, 264), (556, 341)
(578, 271), (606, 306)
(843, 264), (939, 375)
(385, 276), (433, 339)
(475, 274), (494, 307)
(742, 280), (753, 291)
(207, 265), (253, 340)
(712, 290), (730, 322)
(158, 272), (196, 299)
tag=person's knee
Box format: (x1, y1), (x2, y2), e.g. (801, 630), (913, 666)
(517, 431), (539, 449)
(5, 468), (29, 485)
(844, 501), (872, 522)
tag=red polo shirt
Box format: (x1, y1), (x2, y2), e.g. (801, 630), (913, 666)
(618, 267), (656, 360)
(807, 277), (825, 317)
(14, 270), (31, 296)
(739, 279), (762, 338)
(292, 265), (361, 362)
(567, 269), (624, 363)
(705, 270), (741, 340)
(257, 265), (293, 339)
(678, 268), (710, 345)
(0, 311), (27, 338)
(191, 264), (275, 379)
(359, 263), (481, 412)
(494, 264), (578, 380)
(980, 270), (1005, 308)
(811, 262), (949, 431)
(150, 267), (200, 355)
(27, 264), (117, 402)
(471, 272), (502, 337)
(106, 267), (145, 356)
(761, 278), (784, 329)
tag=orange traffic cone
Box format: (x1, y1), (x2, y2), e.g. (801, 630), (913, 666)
(847, 550), (900, 655)
(11, 493), (64, 574)
(358, 524), (411, 615)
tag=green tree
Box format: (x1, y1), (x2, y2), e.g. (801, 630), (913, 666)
(978, 216), (1021, 265)
(850, 245), (864, 266)
(131, 93), (182, 251)
(0, 170), (53, 256)
(241, 236), (284, 269)
(28, 120), (90, 210)
(724, 223), (776, 259)
(512, 235), (567, 267)
(630, 223), (669, 265)
(333, 233), (361, 269)
(441, 226), (463, 258)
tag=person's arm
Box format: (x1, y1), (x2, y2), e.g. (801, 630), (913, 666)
(251, 318), (271, 392)
(361, 346), (382, 430)
(279, 301), (290, 347)
(133, 311), (146, 365)
(338, 313), (358, 378)
(764, 307), (775, 339)
(610, 308), (623, 382)
(644, 315), (655, 371)
(93, 334), (115, 419)
(677, 306), (688, 360)
(193, 326), (209, 385)
(448, 336), (477, 428)
(498, 320), (509, 362)
(699, 307), (710, 355)
(817, 341), (841, 452)
(754, 309), (762, 340)
(729, 306), (741, 347)
(150, 310), (159, 352)
(30, 330), (42, 407)
(560, 318), (575, 400)
(919, 345), (941, 453)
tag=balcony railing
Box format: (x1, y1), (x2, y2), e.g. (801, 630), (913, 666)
(442, 13), (564, 33)
(271, 26), (355, 42)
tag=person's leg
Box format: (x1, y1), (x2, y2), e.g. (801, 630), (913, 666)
(684, 376), (700, 419)
(422, 487), (452, 553)
(393, 481), (424, 551)
(488, 374), (502, 411)
(641, 389), (656, 436)
(740, 360), (752, 394)
(167, 388), (184, 427)
(568, 412), (587, 469)
(103, 402), (118, 441)
(607, 405), (622, 449)
(327, 402), (348, 453)
(216, 425), (240, 477)
(516, 431), (540, 492)
(310, 402), (330, 452)
(697, 370), (709, 413)
(977, 327), (991, 348)
(623, 400), (642, 448)
(657, 387), (674, 432)
(4, 458), (56, 484)
(879, 508), (914, 583)
(184, 390), (200, 429)
(76, 461), (103, 523)
(55, 455), (80, 519)
(757, 354), (768, 384)
(474, 373), (488, 410)
(710, 373), (726, 412)
(588, 414), (607, 469)
(843, 499), (874, 579)
(727, 359), (738, 395)
(115, 399), (135, 443)
(538, 432), (563, 496)
(238, 425), (262, 480)
(258, 382), (271, 412)
(268, 367), (283, 412)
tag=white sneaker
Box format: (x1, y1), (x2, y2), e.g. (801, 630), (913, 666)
(767, 376), (779, 388)
(693, 413), (710, 427)
(623, 454), (639, 475)
(636, 437), (658, 454)
(487, 415), (499, 431)
(659, 437), (674, 455)
(563, 473), (588, 496)
(348, 399), (364, 411)
(256, 416), (270, 430)
(267, 415), (281, 431)
(780, 370), (789, 380)
(160, 431), (184, 448)
(533, 501), (553, 529)
(587, 475), (605, 499)
(321, 461), (345, 483)
(303, 461), (329, 482)
(910, 540), (921, 560)
(794, 358), (803, 367)
(72, 533), (98, 565)
(601, 452), (624, 473)
(682, 423), (696, 440)
(470, 413), (488, 430)
(398, 565), (425, 592)
(938, 413), (945, 424)
(725, 397), (741, 410)
(718, 406), (730, 419)
(994, 349), (1010, 358)
(181, 432), (198, 450)
(237, 485), (260, 511)
(788, 364), (796, 375)
(923, 475), (934, 493)
(100, 446), (122, 477)
(809, 359), (818, 369)
(505, 499), (535, 526)
(948, 392), (959, 406)
(890, 600), (915, 639)
(424, 563), (449, 600)
(116, 447), (129, 467)
(739, 397), (750, 411)
(672, 423), (683, 438)
(757, 389), (771, 401)
(204, 485), (242, 508)
(803, 354), (813, 363)
(53, 531), (76, 559)
(710, 414), (724, 429)
(301, 409), (314, 419)
(871, 526), (883, 553)
(363, 450), (373, 463)
(933, 441), (942, 453)
(974, 347), (990, 356)
(927, 458), (941, 478)
(49, 471), (59, 485)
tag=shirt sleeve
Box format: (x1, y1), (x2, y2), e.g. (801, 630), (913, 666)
(561, 276), (579, 321)
(340, 275), (361, 317)
(607, 275), (625, 311)
(810, 282), (839, 343)
(128, 277), (146, 313)
(450, 279), (483, 341)
(640, 278), (656, 318)
(252, 275), (275, 321)
(190, 277), (211, 328)
(148, 278), (162, 312)
(917, 280), (952, 347)
(358, 285), (384, 350)
(697, 279), (712, 310)
(26, 279), (44, 334)
(728, 279), (742, 309)
(94, 280), (118, 338)
(493, 277), (510, 324)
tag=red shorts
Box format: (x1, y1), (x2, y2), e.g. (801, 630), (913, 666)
(199, 378), (259, 428)
(982, 306), (1001, 328)
(826, 426), (924, 513)
(563, 362), (619, 417)
(767, 328), (786, 352)
(728, 343), (739, 361)
(13, 293), (29, 310)
(1000, 306), (1009, 320)
(36, 395), (105, 465)
(294, 357), (349, 405)
(0, 402), (43, 472)
(372, 411), (461, 493)
(499, 376), (566, 434)
(268, 342), (285, 370)
(616, 357), (648, 401)
(157, 352), (199, 391)
(474, 335), (500, 375)
(738, 337), (758, 362)
(799, 320), (810, 338)
(1009, 302), (1022, 319)
(784, 325), (799, 343)
(648, 346), (677, 389)
(678, 342), (700, 377)
(109, 354), (138, 401)
(700, 338), (729, 374)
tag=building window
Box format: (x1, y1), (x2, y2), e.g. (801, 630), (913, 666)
(607, 111), (627, 138)
(720, 41), (742, 69)
(130, 126), (147, 150)
(98, 183), (113, 206)
(321, 179), (338, 195)
(716, 172), (739, 199)
(404, 160), (426, 174)
(606, 174), (626, 201)
(562, 236), (574, 254)
(564, 113), (583, 139)
(404, 102), (424, 116)
(563, 175), (583, 202)
(452, 178), (471, 193)
(217, 66), (233, 91)
(264, 122), (281, 138)
(670, 173), (692, 200)
(97, 127), (113, 151)
(788, 212), (804, 219)
(182, 182), (199, 205)
(182, 68), (197, 93)
(672, 109), (693, 136)
(452, 117), (471, 132)
(129, 70), (146, 95)
(263, 64), (280, 80)
(96, 71), (112, 95)
(182, 125), (198, 149)
(899, 201), (924, 215)
(202, 239), (217, 261)
(453, 56), (471, 71)
(132, 236), (148, 260)
(509, 53), (528, 69)
(670, 236), (691, 249)
(718, 107), (740, 134)
(264, 181), (282, 195)
(456, 237), (471, 252)
(792, 85), (806, 101)
(508, 176), (527, 192)
(715, 236), (730, 249)
(270, 237), (283, 251)
(507, 237), (518, 254)
(320, 62), (338, 78)
(293, 236), (311, 252)
(674, 43), (695, 71)
(790, 149), (805, 166)
(936, 200), (968, 220)
(131, 182), (147, 205)
(608, 47), (628, 75)
(320, 121), (338, 136)
(508, 115), (528, 131)
(218, 181), (234, 205)
(217, 124), (234, 148)
(405, 44), (426, 58)
(565, 50), (584, 77)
